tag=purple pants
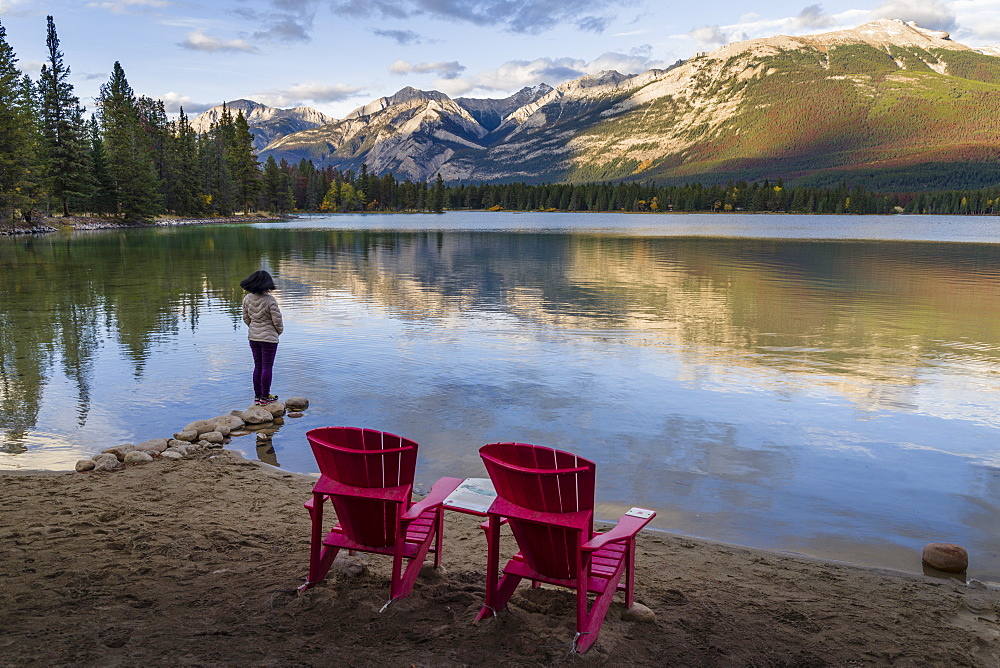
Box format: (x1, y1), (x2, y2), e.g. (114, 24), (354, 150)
(249, 340), (278, 398)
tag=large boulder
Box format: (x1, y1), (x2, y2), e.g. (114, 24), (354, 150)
(75, 459), (96, 473)
(285, 396), (309, 411)
(183, 419), (217, 436)
(260, 401), (285, 418)
(134, 439), (169, 454)
(623, 603), (656, 623)
(922, 543), (968, 573)
(241, 406), (274, 425)
(102, 444), (135, 461)
(212, 414), (245, 431)
(173, 430), (198, 442)
(124, 451), (154, 464)
(91, 453), (121, 472)
(201, 431), (224, 444)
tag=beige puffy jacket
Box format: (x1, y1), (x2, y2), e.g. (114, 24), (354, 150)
(242, 292), (283, 343)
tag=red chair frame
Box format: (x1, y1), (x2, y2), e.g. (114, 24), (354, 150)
(476, 442), (655, 653)
(300, 426), (460, 604)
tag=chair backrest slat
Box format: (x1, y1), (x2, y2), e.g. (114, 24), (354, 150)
(480, 442), (596, 580)
(307, 427), (418, 547)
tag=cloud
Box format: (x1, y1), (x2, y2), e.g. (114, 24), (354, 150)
(17, 60), (44, 75)
(331, 0), (634, 34)
(226, 0), (320, 44)
(689, 25), (730, 49)
(0, 0), (35, 16)
(179, 29), (260, 53)
(87, 0), (172, 13)
(676, 7), (872, 52)
(389, 60), (466, 79)
(869, 0), (957, 32)
(251, 16), (313, 42)
(792, 4), (836, 30)
(434, 49), (666, 96)
(252, 82), (367, 107)
(953, 0), (1000, 44)
(372, 28), (424, 45)
(577, 15), (613, 33)
(158, 92), (216, 114)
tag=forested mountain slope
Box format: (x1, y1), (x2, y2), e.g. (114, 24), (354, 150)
(250, 20), (1000, 189)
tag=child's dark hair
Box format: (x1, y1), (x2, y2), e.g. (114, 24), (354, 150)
(240, 270), (276, 294)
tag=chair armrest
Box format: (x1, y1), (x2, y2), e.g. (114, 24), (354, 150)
(581, 512), (655, 551)
(401, 477), (463, 521)
(479, 517), (509, 533)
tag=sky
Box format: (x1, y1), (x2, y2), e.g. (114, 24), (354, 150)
(1, 0), (999, 120)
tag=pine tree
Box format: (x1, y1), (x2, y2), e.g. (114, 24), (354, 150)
(86, 116), (116, 215)
(163, 108), (203, 215)
(227, 110), (259, 213)
(37, 16), (90, 217)
(97, 61), (162, 221)
(431, 173), (445, 213)
(260, 155), (293, 213)
(0, 20), (40, 224)
(201, 104), (234, 215)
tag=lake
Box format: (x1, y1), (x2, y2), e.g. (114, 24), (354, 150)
(2, 212), (999, 580)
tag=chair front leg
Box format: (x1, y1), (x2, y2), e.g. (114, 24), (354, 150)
(304, 492), (337, 589)
(433, 506), (444, 568)
(625, 535), (636, 608)
(477, 513), (503, 620)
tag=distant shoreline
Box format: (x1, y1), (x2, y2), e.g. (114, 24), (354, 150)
(0, 213), (291, 236)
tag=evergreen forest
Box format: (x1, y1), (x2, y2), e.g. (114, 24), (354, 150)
(2, 16), (999, 226)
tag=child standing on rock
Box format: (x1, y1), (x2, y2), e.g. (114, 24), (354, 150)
(240, 270), (283, 406)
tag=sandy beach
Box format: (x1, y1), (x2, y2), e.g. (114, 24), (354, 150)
(1, 450), (998, 667)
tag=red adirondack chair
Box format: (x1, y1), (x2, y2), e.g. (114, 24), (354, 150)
(299, 426), (461, 606)
(476, 442), (655, 653)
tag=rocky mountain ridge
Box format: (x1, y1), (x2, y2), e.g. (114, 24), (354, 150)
(191, 99), (333, 150)
(200, 19), (1000, 188)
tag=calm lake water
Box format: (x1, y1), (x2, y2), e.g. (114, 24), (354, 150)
(3, 212), (999, 579)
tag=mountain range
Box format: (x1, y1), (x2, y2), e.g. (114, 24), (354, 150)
(194, 20), (1000, 189)
(190, 99), (333, 151)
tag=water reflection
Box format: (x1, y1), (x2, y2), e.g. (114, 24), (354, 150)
(1, 218), (999, 577)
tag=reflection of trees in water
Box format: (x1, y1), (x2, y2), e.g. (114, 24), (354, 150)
(2, 226), (1000, 448)
(0, 227), (272, 447)
(283, 232), (1000, 411)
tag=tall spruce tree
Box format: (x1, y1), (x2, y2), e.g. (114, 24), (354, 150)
(260, 155), (293, 213)
(228, 110), (260, 213)
(0, 20), (39, 224)
(163, 108), (203, 215)
(97, 61), (162, 221)
(86, 116), (116, 215)
(201, 104), (234, 215)
(37, 16), (90, 217)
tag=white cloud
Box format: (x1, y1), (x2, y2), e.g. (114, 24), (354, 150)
(689, 25), (731, 49)
(179, 29), (260, 54)
(87, 0), (172, 13)
(952, 0), (1000, 44)
(792, 4), (836, 30)
(676, 7), (873, 53)
(869, 0), (957, 32)
(157, 91), (216, 114)
(17, 60), (44, 75)
(389, 60), (466, 79)
(433, 49), (667, 97)
(0, 0), (34, 15)
(253, 82), (367, 107)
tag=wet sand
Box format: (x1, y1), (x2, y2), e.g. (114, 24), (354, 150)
(1, 450), (998, 667)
